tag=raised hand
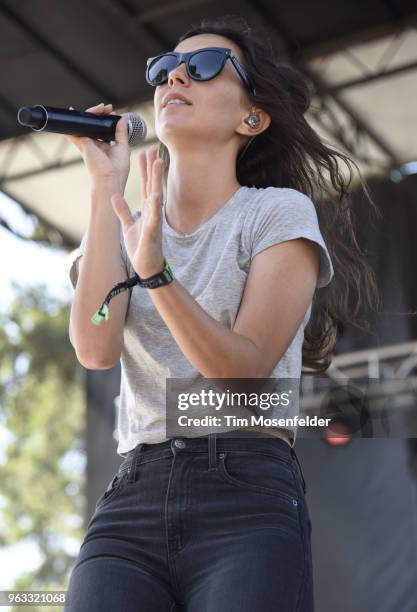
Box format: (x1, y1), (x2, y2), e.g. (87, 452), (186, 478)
(111, 144), (165, 279)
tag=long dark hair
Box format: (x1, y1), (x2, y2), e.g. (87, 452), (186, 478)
(157, 14), (382, 375)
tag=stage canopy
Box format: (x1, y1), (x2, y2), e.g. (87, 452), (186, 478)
(1, 0), (416, 255)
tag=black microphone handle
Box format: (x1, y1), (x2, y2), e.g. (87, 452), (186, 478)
(18, 105), (121, 142)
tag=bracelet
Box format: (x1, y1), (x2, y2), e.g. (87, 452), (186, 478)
(91, 257), (174, 326)
(133, 257), (175, 289)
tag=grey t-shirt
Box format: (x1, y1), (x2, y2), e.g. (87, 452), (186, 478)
(69, 185), (334, 456)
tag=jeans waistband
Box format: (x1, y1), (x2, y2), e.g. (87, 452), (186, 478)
(121, 433), (295, 470)
(120, 433), (307, 493)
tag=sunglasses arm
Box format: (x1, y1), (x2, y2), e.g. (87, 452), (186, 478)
(229, 54), (257, 97)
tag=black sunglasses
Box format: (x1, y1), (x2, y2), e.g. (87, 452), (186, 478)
(146, 47), (256, 96)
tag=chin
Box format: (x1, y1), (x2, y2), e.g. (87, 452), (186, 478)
(157, 122), (198, 140)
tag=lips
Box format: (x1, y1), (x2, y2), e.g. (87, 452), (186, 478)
(164, 102), (190, 108)
(162, 92), (192, 107)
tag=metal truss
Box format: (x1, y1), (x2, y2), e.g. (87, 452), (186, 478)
(0, 130), (160, 186)
(245, 0), (412, 172)
(300, 341), (417, 438)
(1, 0), (415, 187)
(302, 29), (417, 171)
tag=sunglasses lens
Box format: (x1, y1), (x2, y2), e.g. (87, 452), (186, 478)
(189, 50), (224, 80)
(148, 54), (179, 85)
(147, 50), (226, 85)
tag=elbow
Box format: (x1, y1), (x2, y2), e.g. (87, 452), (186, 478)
(70, 339), (122, 369)
(70, 331), (122, 369)
(219, 366), (267, 379)
(76, 349), (121, 370)
(218, 354), (268, 379)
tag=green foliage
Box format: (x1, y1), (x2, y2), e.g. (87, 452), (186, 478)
(0, 283), (85, 610)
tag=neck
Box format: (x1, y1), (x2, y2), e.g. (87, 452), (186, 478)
(164, 144), (241, 236)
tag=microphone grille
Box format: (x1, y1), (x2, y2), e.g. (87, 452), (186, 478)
(126, 112), (147, 146)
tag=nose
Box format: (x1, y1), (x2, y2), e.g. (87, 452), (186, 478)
(168, 61), (189, 87)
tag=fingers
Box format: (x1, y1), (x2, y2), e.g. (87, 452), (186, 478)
(85, 102), (112, 114)
(110, 194), (134, 232)
(150, 157), (164, 211)
(138, 150), (147, 202)
(64, 103), (114, 152)
(138, 146), (160, 203)
(146, 145), (159, 198)
(146, 148), (152, 197)
(64, 133), (107, 154)
(64, 133), (95, 153)
(93, 140), (111, 153)
(114, 114), (129, 147)
(64, 134), (80, 149)
(85, 103), (128, 148)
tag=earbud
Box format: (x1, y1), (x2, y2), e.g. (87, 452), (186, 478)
(244, 111), (260, 129)
(238, 109), (260, 162)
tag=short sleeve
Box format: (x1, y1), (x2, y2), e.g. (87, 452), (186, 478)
(68, 232), (87, 290)
(68, 210), (141, 289)
(245, 187), (334, 289)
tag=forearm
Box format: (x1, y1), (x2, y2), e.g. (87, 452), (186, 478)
(70, 182), (128, 366)
(146, 279), (263, 378)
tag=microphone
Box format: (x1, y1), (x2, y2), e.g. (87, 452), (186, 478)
(17, 105), (147, 147)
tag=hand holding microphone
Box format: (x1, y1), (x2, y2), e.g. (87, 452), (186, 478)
(64, 102), (132, 191)
(17, 102), (148, 191)
(17, 103), (147, 144)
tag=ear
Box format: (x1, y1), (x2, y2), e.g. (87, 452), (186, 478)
(236, 107), (271, 138)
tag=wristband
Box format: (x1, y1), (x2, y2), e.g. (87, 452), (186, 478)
(91, 257), (174, 326)
(133, 257), (174, 289)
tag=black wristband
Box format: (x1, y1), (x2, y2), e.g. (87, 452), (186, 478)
(133, 257), (174, 289)
(91, 257), (174, 326)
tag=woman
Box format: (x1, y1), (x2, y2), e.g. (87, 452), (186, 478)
(66, 14), (380, 612)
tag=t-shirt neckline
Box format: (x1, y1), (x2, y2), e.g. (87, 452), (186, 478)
(162, 185), (247, 239)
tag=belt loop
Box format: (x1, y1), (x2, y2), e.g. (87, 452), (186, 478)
(291, 447), (307, 494)
(129, 442), (144, 483)
(208, 433), (217, 470)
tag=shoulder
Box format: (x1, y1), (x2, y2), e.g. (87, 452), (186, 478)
(244, 186), (334, 288)
(244, 186), (320, 235)
(251, 186), (318, 215)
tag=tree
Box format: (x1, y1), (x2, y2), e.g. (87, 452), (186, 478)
(0, 281), (85, 610)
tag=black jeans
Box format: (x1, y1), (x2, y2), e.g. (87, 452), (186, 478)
(65, 434), (313, 611)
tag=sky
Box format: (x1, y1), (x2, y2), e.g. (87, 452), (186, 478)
(0, 191), (75, 312)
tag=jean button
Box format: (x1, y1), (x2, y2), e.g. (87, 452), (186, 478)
(174, 439), (186, 449)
